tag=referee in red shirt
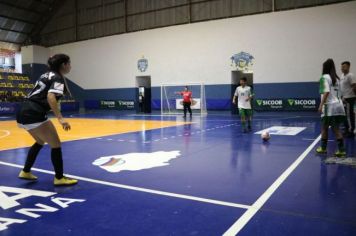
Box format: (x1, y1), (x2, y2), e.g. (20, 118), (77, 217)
(176, 86), (192, 118)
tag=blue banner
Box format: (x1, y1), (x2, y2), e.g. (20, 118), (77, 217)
(60, 102), (80, 112)
(0, 102), (19, 114)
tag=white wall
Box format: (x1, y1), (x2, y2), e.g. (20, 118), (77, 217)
(51, 1), (356, 89)
(15, 52), (22, 73)
(21, 45), (49, 65)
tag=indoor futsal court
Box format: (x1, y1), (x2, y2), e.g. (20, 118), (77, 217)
(0, 0), (356, 235)
(0, 111), (355, 235)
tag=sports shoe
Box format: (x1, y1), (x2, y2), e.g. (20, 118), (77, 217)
(316, 147), (327, 154)
(54, 176), (78, 186)
(335, 150), (346, 158)
(18, 170), (38, 180)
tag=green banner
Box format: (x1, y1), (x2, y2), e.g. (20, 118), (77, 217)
(254, 99), (284, 111)
(99, 100), (135, 110)
(254, 98), (319, 111)
(100, 100), (116, 109)
(116, 100), (135, 110)
(286, 99), (318, 110)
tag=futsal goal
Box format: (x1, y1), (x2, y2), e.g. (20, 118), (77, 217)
(160, 83), (207, 115)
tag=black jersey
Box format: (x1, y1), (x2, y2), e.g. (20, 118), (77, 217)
(27, 71), (67, 112)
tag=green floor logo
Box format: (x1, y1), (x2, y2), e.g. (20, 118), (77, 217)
(256, 100), (263, 106)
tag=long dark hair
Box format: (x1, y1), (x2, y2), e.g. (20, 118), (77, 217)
(322, 58), (339, 86)
(48, 54), (70, 74)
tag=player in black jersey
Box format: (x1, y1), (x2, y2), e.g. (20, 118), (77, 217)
(16, 54), (78, 186)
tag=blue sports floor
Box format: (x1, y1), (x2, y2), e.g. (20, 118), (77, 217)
(0, 111), (355, 235)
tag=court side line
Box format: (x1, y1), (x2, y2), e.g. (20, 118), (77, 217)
(127, 115), (301, 121)
(0, 130), (10, 139)
(223, 135), (321, 236)
(303, 138), (334, 142)
(0, 160), (251, 210)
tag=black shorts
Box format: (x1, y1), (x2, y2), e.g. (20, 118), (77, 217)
(16, 100), (48, 125)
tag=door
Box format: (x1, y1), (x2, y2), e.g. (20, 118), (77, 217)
(231, 71), (254, 114)
(136, 76), (151, 113)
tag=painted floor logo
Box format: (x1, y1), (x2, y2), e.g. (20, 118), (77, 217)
(325, 157), (356, 166)
(0, 186), (85, 231)
(92, 150), (181, 173)
(255, 126), (306, 136)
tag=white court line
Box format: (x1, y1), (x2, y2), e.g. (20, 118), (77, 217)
(127, 114), (200, 117)
(0, 130), (10, 139)
(187, 117), (301, 122)
(223, 135), (321, 236)
(126, 115), (303, 122)
(0, 160), (251, 210)
(303, 138), (334, 142)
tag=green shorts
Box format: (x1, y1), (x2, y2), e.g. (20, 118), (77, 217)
(321, 115), (345, 128)
(238, 108), (253, 118)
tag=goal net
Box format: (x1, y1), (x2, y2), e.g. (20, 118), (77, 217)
(161, 83), (207, 115)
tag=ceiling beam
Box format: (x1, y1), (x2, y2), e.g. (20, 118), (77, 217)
(0, 1), (42, 15)
(0, 27), (30, 35)
(31, 0), (52, 7)
(23, 0), (67, 45)
(0, 14), (36, 25)
(0, 38), (21, 44)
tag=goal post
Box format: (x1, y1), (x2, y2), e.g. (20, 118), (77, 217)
(160, 83), (207, 115)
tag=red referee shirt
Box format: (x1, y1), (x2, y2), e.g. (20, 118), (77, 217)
(180, 91), (192, 103)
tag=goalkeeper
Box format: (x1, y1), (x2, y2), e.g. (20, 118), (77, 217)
(176, 86), (192, 118)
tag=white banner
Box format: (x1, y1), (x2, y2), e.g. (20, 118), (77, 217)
(176, 99), (201, 110)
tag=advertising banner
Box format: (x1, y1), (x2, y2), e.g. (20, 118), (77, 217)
(254, 99), (284, 111)
(285, 98), (318, 111)
(176, 98), (201, 110)
(116, 100), (135, 110)
(100, 100), (116, 109)
(100, 100), (135, 110)
(254, 98), (319, 111)
(0, 102), (19, 114)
